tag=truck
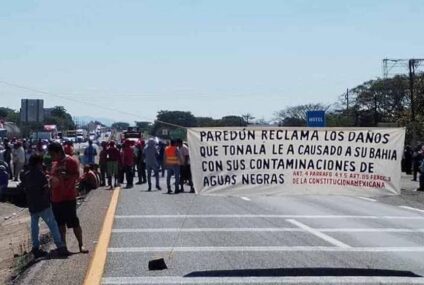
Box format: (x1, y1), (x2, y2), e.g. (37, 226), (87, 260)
(121, 127), (143, 145)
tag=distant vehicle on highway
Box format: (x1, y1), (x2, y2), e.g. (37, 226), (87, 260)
(121, 127), (143, 145)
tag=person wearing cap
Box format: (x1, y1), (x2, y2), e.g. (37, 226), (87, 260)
(143, 138), (161, 191)
(48, 142), (89, 253)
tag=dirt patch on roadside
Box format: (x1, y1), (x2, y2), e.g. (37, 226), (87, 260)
(0, 203), (31, 284)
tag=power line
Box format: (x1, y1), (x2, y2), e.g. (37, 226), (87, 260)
(0, 80), (187, 129)
(0, 80), (147, 119)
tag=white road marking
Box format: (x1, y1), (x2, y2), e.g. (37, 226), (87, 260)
(320, 228), (424, 233)
(400, 206), (424, 213)
(112, 228), (424, 233)
(357, 197), (377, 202)
(102, 276), (424, 284)
(286, 219), (350, 248)
(108, 246), (424, 253)
(241, 197), (251, 201)
(115, 214), (424, 219)
(112, 228), (303, 233)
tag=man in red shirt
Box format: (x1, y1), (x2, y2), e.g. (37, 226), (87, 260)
(121, 140), (135, 189)
(106, 141), (121, 189)
(48, 142), (88, 253)
(122, 140), (135, 188)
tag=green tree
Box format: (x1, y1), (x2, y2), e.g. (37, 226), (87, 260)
(111, 122), (130, 131)
(241, 113), (255, 125)
(274, 104), (329, 126)
(0, 107), (19, 123)
(218, 115), (246, 127)
(196, 117), (219, 127)
(45, 106), (75, 130)
(151, 110), (197, 138)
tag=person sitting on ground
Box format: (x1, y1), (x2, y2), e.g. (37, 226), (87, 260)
(79, 165), (98, 195)
(90, 164), (101, 188)
(21, 154), (69, 258)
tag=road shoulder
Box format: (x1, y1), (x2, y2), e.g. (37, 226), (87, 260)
(12, 187), (113, 285)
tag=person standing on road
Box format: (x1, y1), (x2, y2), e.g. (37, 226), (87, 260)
(412, 144), (424, 181)
(106, 141), (121, 189)
(98, 141), (108, 186)
(164, 139), (182, 194)
(403, 145), (413, 175)
(47, 142), (89, 253)
(157, 141), (165, 177)
(122, 140), (135, 189)
(84, 140), (97, 166)
(3, 140), (13, 179)
(135, 141), (146, 185)
(143, 138), (161, 191)
(22, 154), (69, 258)
(12, 141), (25, 181)
(177, 139), (195, 193)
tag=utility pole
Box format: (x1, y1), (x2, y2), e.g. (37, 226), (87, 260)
(382, 58), (424, 145)
(409, 59), (417, 123)
(345, 88), (349, 111)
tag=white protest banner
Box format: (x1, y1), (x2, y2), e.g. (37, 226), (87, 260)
(187, 127), (405, 196)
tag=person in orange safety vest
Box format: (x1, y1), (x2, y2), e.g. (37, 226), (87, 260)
(164, 139), (182, 194)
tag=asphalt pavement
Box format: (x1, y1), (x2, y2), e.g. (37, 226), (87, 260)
(102, 176), (424, 285)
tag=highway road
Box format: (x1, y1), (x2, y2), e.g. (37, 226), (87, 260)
(100, 180), (424, 285)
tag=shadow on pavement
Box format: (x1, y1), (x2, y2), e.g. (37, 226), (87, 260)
(185, 267), (422, 277)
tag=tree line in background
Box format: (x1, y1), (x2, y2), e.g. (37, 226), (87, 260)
(131, 73), (423, 144)
(2, 73), (423, 143)
(0, 106), (75, 137)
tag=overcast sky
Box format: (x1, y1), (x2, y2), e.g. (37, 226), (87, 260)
(1, 0), (423, 124)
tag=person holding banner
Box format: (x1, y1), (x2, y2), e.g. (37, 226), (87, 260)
(176, 139), (195, 193)
(164, 139), (182, 194)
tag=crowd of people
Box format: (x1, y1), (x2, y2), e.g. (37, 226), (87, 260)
(0, 138), (90, 258)
(0, 135), (195, 259)
(97, 137), (195, 193)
